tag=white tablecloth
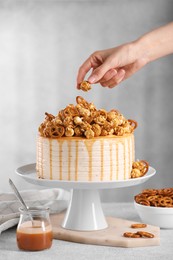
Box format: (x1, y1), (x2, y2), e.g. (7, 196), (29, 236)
(0, 189), (69, 234)
(0, 203), (173, 260)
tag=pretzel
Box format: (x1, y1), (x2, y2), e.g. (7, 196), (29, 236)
(46, 125), (65, 138)
(45, 112), (55, 121)
(128, 119), (138, 130)
(136, 231), (154, 238)
(123, 231), (154, 238)
(140, 160), (149, 175)
(142, 189), (157, 196)
(39, 96), (138, 139)
(158, 197), (172, 207)
(158, 188), (173, 196)
(131, 223), (147, 228)
(136, 199), (151, 206)
(123, 232), (141, 238)
(135, 188), (173, 207)
(76, 96), (89, 108)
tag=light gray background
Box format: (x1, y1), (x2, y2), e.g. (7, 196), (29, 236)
(0, 0), (173, 201)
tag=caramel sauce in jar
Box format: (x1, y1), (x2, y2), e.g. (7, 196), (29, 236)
(17, 207), (53, 251)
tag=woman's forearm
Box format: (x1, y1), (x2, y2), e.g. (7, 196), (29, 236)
(77, 22), (173, 88)
(136, 22), (173, 63)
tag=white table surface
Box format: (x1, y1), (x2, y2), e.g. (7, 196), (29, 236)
(0, 203), (173, 260)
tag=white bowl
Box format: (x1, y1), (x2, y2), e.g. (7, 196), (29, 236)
(134, 201), (173, 229)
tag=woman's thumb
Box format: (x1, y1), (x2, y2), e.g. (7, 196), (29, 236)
(87, 62), (111, 84)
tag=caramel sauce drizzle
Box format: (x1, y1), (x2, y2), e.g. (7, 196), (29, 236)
(84, 140), (94, 181)
(40, 134), (134, 181)
(109, 142), (113, 181)
(128, 138), (131, 178)
(67, 140), (71, 181)
(132, 135), (135, 161)
(49, 139), (53, 180)
(123, 141), (126, 179)
(100, 140), (104, 181)
(58, 140), (63, 180)
(41, 138), (43, 178)
(75, 140), (79, 181)
(116, 143), (119, 180)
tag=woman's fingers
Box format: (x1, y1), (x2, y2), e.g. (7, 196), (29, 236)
(99, 69), (117, 84)
(103, 58), (148, 88)
(87, 61), (113, 84)
(100, 69), (126, 88)
(76, 58), (93, 89)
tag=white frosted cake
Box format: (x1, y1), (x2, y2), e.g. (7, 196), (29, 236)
(36, 134), (134, 181)
(36, 96), (141, 181)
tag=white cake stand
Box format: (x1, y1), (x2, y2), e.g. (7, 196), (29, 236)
(16, 163), (156, 231)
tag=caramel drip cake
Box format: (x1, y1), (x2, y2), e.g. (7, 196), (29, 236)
(36, 96), (147, 181)
(37, 134), (134, 181)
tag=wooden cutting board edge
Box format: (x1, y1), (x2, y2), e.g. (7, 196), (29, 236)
(50, 213), (160, 248)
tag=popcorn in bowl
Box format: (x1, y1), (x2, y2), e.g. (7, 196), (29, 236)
(38, 96), (138, 139)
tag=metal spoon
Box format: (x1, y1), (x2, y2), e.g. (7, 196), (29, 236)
(9, 178), (34, 223)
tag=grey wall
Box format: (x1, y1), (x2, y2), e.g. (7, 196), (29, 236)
(0, 0), (173, 201)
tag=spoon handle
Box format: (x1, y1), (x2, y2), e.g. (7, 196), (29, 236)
(9, 178), (28, 211)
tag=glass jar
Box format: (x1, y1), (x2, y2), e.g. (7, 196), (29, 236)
(16, 206), (53, 251)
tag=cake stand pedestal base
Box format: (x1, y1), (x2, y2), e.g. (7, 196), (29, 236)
(62, 189), (108, 231)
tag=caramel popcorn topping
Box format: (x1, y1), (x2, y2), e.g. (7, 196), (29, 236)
(131, 160), (149, 178)
(38, 96), (138, 139)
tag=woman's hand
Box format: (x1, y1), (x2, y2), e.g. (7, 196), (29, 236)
(76, 41), (149, 89)
(76, 22), (173, 89)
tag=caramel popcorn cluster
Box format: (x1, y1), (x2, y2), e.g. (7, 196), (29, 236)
(38, 96), (137, 139)
(79, 81), (92, 92)
(131, 160), (149, 178)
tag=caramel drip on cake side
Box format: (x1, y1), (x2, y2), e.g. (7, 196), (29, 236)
(116, 142), (119, 180)
(123, 140), (126, 180)
(75, 141), (79, 181)
(128, 138), (131, 177)
(41, 138), (44, 178)
(109, 142), (113, 181)
(49, 139), (53, 180)
(100, 140), (104, 181)
(131, 135), (134, 161)
(67, 140), (71, 181)
(57, 139), (64, 180)
(132, 135), (135, 161)
(84, 140), (95, 181)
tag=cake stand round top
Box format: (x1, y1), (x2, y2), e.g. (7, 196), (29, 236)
(16, 163), (156, 190)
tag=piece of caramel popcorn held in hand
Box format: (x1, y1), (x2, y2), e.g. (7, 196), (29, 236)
(79, 81), (92, 92)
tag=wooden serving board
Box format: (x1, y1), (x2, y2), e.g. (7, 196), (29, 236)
(50, 213), (160, 248)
